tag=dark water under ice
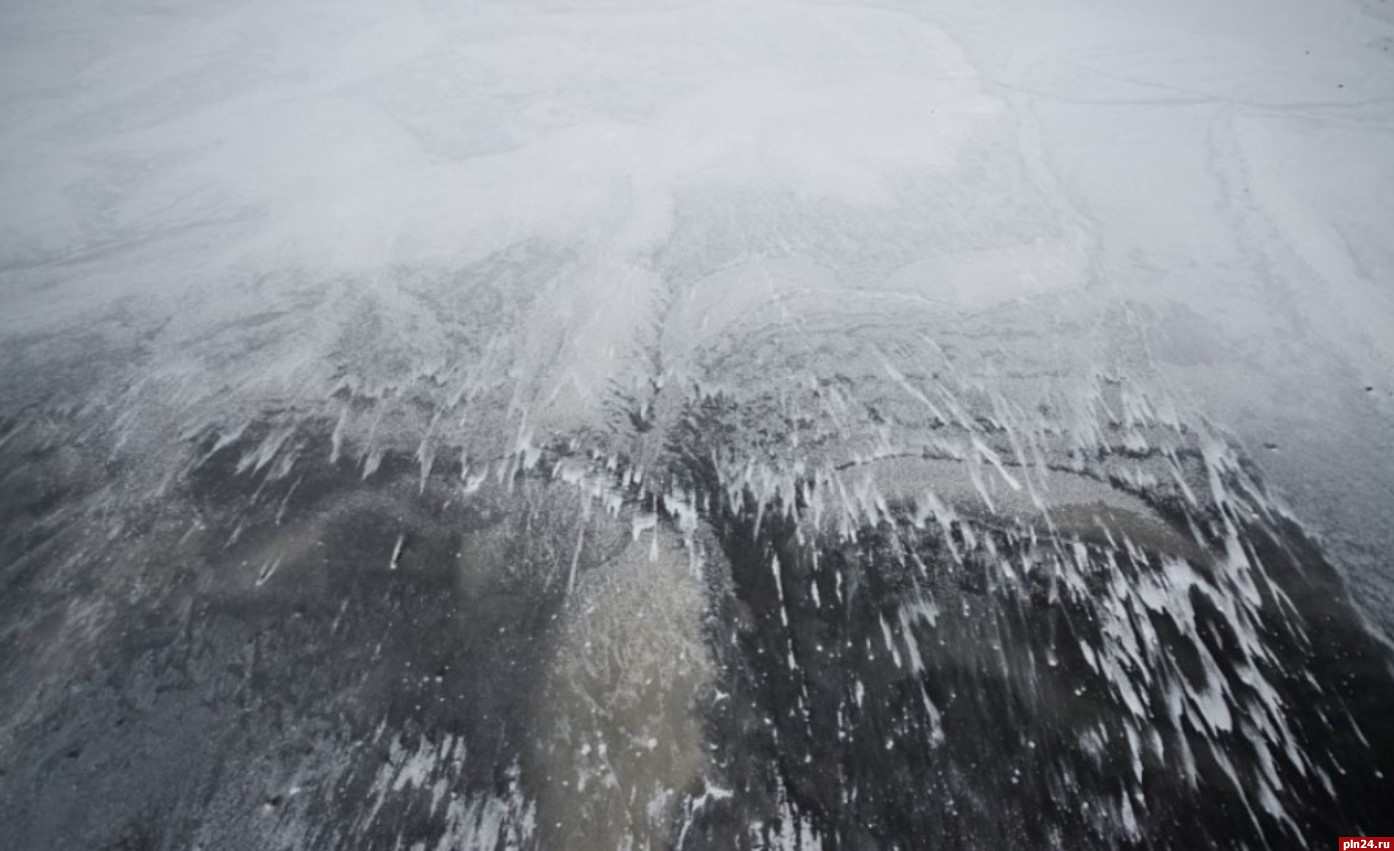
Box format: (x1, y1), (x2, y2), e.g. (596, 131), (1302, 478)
(2, 383), (1391, 849)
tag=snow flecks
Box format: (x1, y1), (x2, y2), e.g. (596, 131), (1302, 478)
(1117, 791), (1141, 844)
(237, 424), (297, 477)
(361, 446), (385, 480)
(203, 422), (249, 462)
(903, 593), (940, 631)
(511, 417), (541, 476)
(757, 779), (823, 851)
(631, 511), (658, 543)
(459, 468), (486, 497)
(967, 460), (995, 514)
(879, 614), (903, 670)
(898, 607), (926, 674)
(330, 408), (348, 464)
(1124, 722), (1144, 784)
(919, 683), (945, 748)
(1037, 494), (1316, 836)
(971, 435), (1021, 494)
(416, 435), (436, 494)
(771, 555), (789, 627)
(881, 357), (947, 425)
(255, 556), (283, 586)
(566, 521), (586, 595)
(358, 732), (534, 851)
(676, 783), (734, 849)
(275, 475), (304, 525)
(918, 490), (962, 565)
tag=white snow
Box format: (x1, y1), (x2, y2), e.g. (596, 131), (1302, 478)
(3, 0), (1389, 505)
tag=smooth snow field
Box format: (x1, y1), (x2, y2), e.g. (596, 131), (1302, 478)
(2, 0), (1393, 848)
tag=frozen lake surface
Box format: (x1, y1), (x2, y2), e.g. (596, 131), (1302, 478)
(2, 0), (1393, 847)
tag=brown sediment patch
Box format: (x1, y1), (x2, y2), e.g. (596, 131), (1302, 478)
(842, 456), (1155, 520)
(838, 456), (1209, 565)
(1044, 501), (1212, 568)
(531, 528), (715, 851)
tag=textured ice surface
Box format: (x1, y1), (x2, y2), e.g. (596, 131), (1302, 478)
(2, 0), (1394, 848)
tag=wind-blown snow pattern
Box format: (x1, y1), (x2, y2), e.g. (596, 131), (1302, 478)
(3, 0), (1394, 848)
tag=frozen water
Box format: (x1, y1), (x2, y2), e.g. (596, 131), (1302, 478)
(2, 0), (1393, 847)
